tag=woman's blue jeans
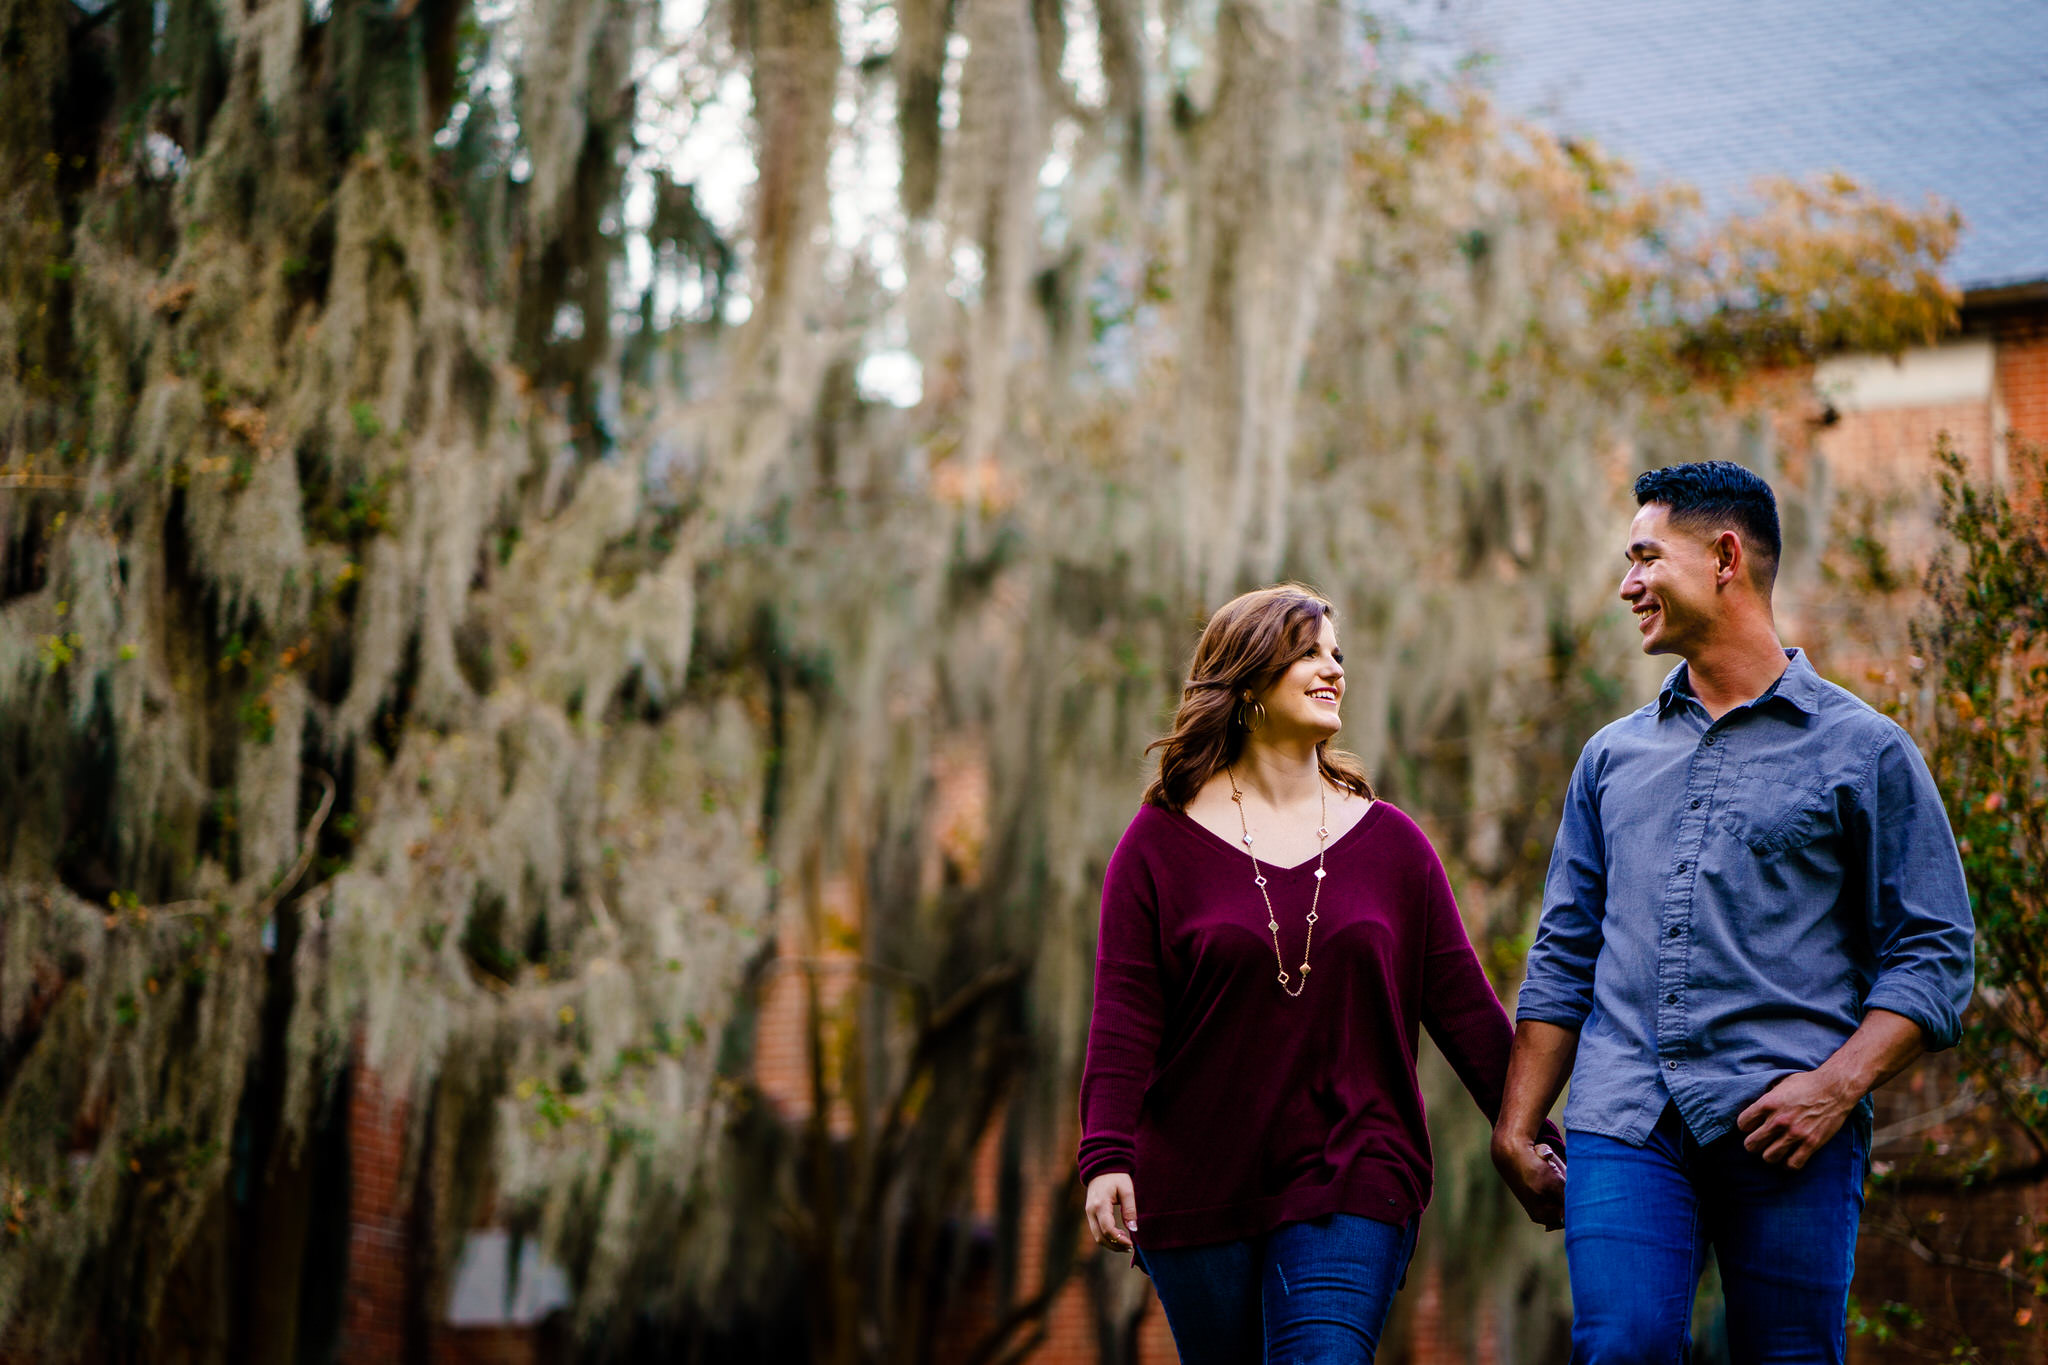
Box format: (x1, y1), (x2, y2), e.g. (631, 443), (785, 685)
(1136, 1214), (1417, 1365)
(1564, 1102), (1870, 1363)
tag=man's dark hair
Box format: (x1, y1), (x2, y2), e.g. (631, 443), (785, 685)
(1633, 460), (1781, 590)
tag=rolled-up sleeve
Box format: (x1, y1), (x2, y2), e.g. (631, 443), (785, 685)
(1855, 728), (1975, 1051)
(1517, 745), (1607, 1031)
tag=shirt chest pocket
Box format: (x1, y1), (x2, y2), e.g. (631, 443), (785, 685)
(1717, 761), (1841, 853)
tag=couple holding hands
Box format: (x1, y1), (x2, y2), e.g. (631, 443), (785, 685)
(1077, 462), (1976, 1363)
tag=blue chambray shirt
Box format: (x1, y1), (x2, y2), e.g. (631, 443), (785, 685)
(1517, 649), (1974, 1146)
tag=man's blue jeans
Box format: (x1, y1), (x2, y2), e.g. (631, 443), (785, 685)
(1565, 1103), (1870, 1363)
(1136, 1214), (1417, 1365)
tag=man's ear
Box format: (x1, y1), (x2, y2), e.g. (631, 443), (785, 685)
(1714, 530), (1744, 589)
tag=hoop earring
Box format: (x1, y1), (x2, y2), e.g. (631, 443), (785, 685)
(1237, 696), (1267, 732)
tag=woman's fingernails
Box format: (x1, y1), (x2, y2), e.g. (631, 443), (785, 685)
(1127, 1221), (1137, 1231)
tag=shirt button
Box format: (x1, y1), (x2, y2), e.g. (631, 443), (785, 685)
(1666, 993), (1678, 1004)
(1667, 1061), (1678, 1070)
(1669, 925), (1682, 938)
(1690, 799), (1701, 809)
(1703, 735), (1716, 747)
(1675, 862), (1688, 873)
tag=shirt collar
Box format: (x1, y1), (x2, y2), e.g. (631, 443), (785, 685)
(1657, 648), (1821, 718)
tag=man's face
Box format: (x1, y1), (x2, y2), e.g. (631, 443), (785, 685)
(1619, 503), (1723, 656)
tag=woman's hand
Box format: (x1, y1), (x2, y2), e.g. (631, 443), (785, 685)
(1084, 1172), (1138, 1250)
(1490, 1129), (1566, 1230)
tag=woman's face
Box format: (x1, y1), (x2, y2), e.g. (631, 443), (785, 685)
(1250, 614), (1344, 741)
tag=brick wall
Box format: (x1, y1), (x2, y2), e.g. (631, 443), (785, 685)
(1812, 395), (1996, 580)
(343, 1049), (414, 1363)
(939, 1121), (1178, 1365)
(1819, 398), (1998, 497)
(1404, 1262), (1456, 1363)
(434, 1325), (546, 1365)
(1994, 325), (2048, 448)
(347, 1059), (582, 1365)
(750, 875), (862, 1137)
(1789, 335), (2018, 704)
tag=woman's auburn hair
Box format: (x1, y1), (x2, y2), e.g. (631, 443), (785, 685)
(1142, 583), (1375, 811)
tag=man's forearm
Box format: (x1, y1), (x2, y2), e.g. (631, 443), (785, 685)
(1737, 1007), (1928, 1166)
(1491, 1018), (1577, 1228)
(1495, 1019), (1580, 1141)
(1812, 1008), (1925, 1105)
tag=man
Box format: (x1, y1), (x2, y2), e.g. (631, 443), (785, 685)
(1490, 461), (1975, 1360)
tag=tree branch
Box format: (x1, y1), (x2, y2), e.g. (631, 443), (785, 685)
(1873, 1154), (2048, 1193)
(1867, 1209), (2043, 1288)
(253, 770), (336, 921)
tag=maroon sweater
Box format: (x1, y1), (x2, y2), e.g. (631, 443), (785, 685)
(1077, 800), (1543, 1249)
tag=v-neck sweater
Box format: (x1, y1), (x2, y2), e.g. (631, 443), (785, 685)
(1077, 800), (1539, 1249)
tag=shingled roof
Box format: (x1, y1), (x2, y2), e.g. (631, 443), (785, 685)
(1446, 0), (2048, 293)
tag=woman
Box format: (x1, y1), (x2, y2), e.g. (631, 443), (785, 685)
(1078, 584), (1562, 1363)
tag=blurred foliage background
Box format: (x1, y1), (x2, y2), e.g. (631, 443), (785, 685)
(0, 0), (1994, 1358)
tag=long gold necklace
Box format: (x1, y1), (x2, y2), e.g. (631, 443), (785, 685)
(1228, 768), (1328, 997)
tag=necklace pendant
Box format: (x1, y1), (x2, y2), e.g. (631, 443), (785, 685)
(1229, 764), (1329, 998)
